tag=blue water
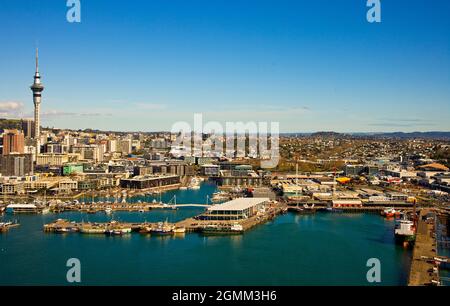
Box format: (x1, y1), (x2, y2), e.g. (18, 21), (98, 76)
(0, 183), (412, 286)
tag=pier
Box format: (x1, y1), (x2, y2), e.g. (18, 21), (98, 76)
(42, 201), (286, 235)
(0, 222), (20, 233)
(408, 209), (440, 286)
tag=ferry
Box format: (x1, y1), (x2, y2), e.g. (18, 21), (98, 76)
(201, 223), (244, 235)
(394, 218), (416, 246)
(6, 204), (40, 214)
(381, 208), (401, 218)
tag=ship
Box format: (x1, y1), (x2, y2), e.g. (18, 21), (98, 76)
(201, 223), (244, 235)
(172, 226), (186, 234)
(394, 218), (416, 246)
(381, 207), (401, 218)
(151, 221), (173, 235)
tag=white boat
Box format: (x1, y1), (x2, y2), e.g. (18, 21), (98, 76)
(231, 223), (244, 232)
(173, 227), (186, 234)
(394, 218), (416, 244)
(188, 177), (201, 190)
(105, 207), (113, 215)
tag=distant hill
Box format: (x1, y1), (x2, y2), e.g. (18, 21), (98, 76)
(282, 131), (450, 140)
(310, 131), (344, 138)
(373, 132), (450, 140)
(0, 118), (22, 131)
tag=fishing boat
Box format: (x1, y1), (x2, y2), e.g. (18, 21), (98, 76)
(326, 206), (343, 213)
(54, 227), (71, 233)
(381, 208), (401, 218)
(151, 221), (173, 235)
(173, 226), (186, 234)
(394, 217), (416, 246)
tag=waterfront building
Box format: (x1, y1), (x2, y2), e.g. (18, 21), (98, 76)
(203, 198), (269, 220)
(0, 181), (25, 195)
(200, 164), (220, 177)
(120, 174), (180, 189)
(344, 164), (365, 176)
(216, 169), (263, 187)
(62, 164), (84, 176)
(58, 179), (78, 193)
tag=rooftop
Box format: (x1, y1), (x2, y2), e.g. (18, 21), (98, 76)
(207, 197), (269, 211)
(418, 163), (449, 171)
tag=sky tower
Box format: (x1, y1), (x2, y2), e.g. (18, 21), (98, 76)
(30, 48), (44, 153)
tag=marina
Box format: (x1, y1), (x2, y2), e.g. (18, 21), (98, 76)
(0, 182), (444, 285)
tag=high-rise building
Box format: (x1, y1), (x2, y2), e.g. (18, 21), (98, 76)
(0, 153), (33, 176)
(2, 130), (25, 155)
(30, 48), (44, 153)
(21, 118), (35, 138)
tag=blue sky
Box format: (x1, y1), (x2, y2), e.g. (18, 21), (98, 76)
(0, 0), (449, 132)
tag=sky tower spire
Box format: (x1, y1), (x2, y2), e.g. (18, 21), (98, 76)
(30, 48), (44, 153)
(35, 47), (39, 73)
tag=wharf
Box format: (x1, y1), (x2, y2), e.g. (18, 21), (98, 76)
(0, 222), (20, 233)
(408, 209), (440, 286)
(174, 205), (285, 233)
(53, 202), (210, 213)
(43, 204), (286, 235)
(43, 219), (164, 233)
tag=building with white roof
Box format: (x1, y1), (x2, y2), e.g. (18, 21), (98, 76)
(204, 197), (269, 220)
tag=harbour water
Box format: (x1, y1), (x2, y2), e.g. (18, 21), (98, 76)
(0, 183), (412, 285)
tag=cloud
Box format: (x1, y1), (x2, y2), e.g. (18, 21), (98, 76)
(0, 101), (25, 117)
(369, 117), (436, 128)
(41, 110), (111, 117)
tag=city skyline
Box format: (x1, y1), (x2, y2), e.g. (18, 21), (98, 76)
(0, 0), (449, 133)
